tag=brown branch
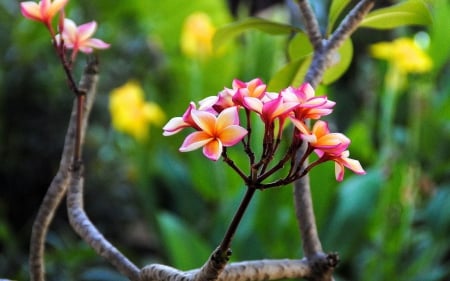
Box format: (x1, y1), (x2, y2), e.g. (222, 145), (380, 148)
(292, 1), (375, 280)
(297, 0), (323, 50)
(304, 0), (376, 88)
(29, 59), (99, 281)
(66, 165), (141, 281)
(140, 258), (311, 281)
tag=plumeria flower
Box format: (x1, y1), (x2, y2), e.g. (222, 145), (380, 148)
(56, 18), (110, 60)
(200, 88), (236, 113)
(20, 0), (68, 30)
(231, 78), (267, 109)
(293, 120), (350, 157)
(247, 93), (299, 127)
(282, 83), (335, 120)
(331, 150), (366, 181)
(163, 102), (199, 136)
(179, 107), (248, 161)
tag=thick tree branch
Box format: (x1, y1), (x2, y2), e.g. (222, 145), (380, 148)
(29, 59), (99, 281)
(67, 166), (141, 281)
(292, 1), (375, 281)
(140, 258), (311, 281)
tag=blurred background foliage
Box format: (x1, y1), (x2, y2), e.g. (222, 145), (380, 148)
(0, 0), (449, 280)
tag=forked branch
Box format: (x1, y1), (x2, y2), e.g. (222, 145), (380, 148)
(29, 58), (99, 281)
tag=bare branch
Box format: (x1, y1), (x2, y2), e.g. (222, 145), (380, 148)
(292, 2), (375, 281)
(297, 0), (323, 50)
(140, 258), (311, 281)
(67, 166), (141, 281)
(328, 0), (375, 52)
(293, 149), (323, 259)
(303, 0), (375, 87)
(29, 59), (99, 281)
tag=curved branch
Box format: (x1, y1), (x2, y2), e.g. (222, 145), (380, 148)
(29, 59), (99, 281)
(67, 166), (141, 281)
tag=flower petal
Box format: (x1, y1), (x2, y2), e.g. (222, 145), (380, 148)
(163, 117), (189, 136)
(77, 21), (97, 42)
(218, 125), (247, 146)
(191, 109), (216, 135)
(62, 18), (77, 41)
(203, 139), (222, 161)
(47, 0), (68, 19)
(216, 106), (239, 132)
(20, 2), (43, 21)
(335, 162), (345, 181)
(179, 131), (213, 152)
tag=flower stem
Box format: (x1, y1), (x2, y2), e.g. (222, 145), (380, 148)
(219, 187), (256, 253)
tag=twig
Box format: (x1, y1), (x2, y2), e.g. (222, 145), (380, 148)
(297, 0), (323, 50)
(29, 59), (99, 281)
(67, 165), (141, 281)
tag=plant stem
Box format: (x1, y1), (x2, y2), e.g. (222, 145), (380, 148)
(219, 187), (256, 253)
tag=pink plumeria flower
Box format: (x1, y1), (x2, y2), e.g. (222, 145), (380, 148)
(231, 78), (267, 109)
(20, 0), (68, 30)
(179, 107), (248, 161)
(282, 83), (335, 120)
(163, 102), (199, 136)
(293, 120), (350, 157)
(332, 150), (366, 181)
(56, 18), (110, 61)
(247, 93), (299, 127)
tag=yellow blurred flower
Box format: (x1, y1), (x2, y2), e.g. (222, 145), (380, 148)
(109, 81), (165, 141)
(370, 38), (432, 74)
(180, 12), (216, 59)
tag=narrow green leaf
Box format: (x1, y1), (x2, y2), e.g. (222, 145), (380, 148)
(360, 0), (432, 29)
(328, 0), (351, 34)
(157, 212), (211, 270)
(322, 38), (353, 84)
(213, 17), (302, 49)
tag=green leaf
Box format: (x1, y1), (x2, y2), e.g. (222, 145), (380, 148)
(269, 37), (352, 90)
(157, 212), (211, 270)
(267, 57), (311, 91)
(360, 0), (432, 29)
(328, 0), (351, 34)
(213, 17), (302, 49)
(288, 32), (313, 61)
(322, 38), (353, 84)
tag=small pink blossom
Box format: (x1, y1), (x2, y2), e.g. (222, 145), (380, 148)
(56, 18), (110, 60)
(163, 102), (199, 136)
(231, 78), (267, 109)
(293, 120), (350, 157)
(282, 83), (335, 120)
(20, 0), (68, 29)
(332, 150), (366, 181)
(179, 107), (248, 161)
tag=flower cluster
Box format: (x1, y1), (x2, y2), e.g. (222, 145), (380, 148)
(164, 79), (365, 183)
(20, 0), (109, 62)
